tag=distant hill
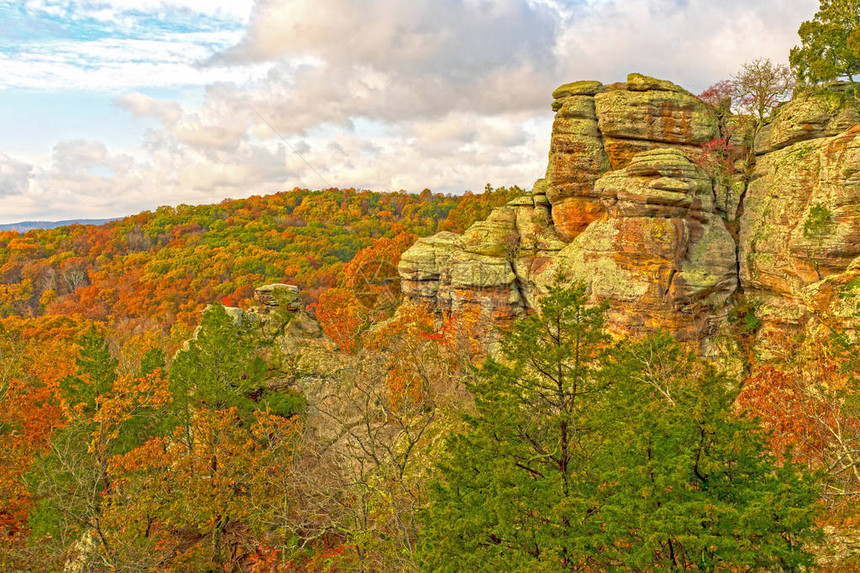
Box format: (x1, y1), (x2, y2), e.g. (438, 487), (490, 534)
(0, 218), (118, 232)
(0, 186), (519, 328)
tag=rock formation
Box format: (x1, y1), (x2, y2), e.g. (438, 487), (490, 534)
(741, 91), (860, 335)
(255, 283), (301, 313)
(541, 148), (736, 341)
(398, 74), (860, 349)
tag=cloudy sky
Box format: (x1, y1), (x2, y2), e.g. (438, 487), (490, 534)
(0, 0), (817, 224)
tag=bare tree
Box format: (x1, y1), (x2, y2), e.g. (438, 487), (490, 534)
(59, 258), (89, 293)
(732, 57), (796, 124)
(291, 312), (476, 572)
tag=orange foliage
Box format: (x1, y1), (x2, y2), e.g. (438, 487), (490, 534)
(0, 188), (499, 332)
(313, 288), (365, 352)
(0, 186), (517, 335)
(365, 305), (438, 408)
(0, 185), (520, 566)
(313, 232), (420, 352)
(0, 320), (81, 540)
(737, 331), (860, 529)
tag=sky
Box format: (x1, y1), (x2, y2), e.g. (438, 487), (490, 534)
(0, 0), (818, 224)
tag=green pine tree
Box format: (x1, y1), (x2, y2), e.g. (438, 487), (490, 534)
(420, 284), (821, 571)
(597, 333), (820, 570)
(168, 304), (268, 423)
(421, 281), (612, 571)
(59, 328), (117, 419)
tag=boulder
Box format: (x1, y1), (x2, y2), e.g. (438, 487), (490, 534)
(255, 283), (300, 312)
(544, 74), (717, 243)
(398, 232), (459, 302)
(394, 75), (860, 349)
(460, 207), (519, 258)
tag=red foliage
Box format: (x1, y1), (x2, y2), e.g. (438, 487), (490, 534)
(696, 137), (745, 179)
(698, 80), (734, 108)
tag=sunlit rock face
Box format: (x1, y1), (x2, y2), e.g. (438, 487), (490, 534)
(399, 75), (860, 348)
(545, 80), (609, 242)
(539, 149), (736, 341)
(741, 94), (860, 333)
(594, 74), (718, 170)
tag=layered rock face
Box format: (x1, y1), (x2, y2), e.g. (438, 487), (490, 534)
(399, 75), (860, 346)
(741, 91), (860, 333)
(398, 204), (556, 329)
(542, 149), (736, 340)
(545, 74), (717, 243)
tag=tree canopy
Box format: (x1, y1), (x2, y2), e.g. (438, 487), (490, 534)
(421, 283), (821, 571)
(791, 0), (860, 89)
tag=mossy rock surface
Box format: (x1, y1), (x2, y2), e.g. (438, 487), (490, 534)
(754, 90), (860, 154)
(595, 89), (717, 145)
(626, 73), (690, 94)
(552, 80), (604, 99)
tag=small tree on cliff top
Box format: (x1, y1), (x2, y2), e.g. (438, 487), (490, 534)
(732, 58), (795, 124)
(699, 59), (794, 124)
(791, 0), (860, 92)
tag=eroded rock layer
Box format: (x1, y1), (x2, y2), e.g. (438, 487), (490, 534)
(741, 95), (860, 333)
(541, 149), (736, 340)
(399, 75), (860, 348)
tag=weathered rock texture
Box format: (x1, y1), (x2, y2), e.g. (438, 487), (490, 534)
(741, 93), (860, 334)
(541, 149), (736, 340)
(399, 75), (860, 347)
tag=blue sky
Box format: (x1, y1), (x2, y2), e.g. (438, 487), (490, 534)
(0, 0), (818, 223)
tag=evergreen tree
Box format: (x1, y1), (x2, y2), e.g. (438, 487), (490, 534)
(59, 329), (117, 419)
(168, 304), (268, 427)
(597, 334), (820, 570)
(421, 285), (821, 571)
(27, 330), (168, 570)
(27, 332), (119, 570)
(421, 281), (612, 571)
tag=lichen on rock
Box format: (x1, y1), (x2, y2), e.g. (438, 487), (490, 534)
(397, 76), (860, 351)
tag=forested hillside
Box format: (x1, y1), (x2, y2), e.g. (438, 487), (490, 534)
(0, 186), (518, 329)
(0, 184), (525, 571)
(2, 0), (860, 569)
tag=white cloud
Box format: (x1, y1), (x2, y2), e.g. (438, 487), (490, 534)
(15, 0), (254, 23)
(0, 36), (272, 91)
(114, 93), (183, 125)
(0, 153), (33, 197)
(555, 0), (818, 93)
(205, 0), (561, 125)
(0, 0), (826, 223)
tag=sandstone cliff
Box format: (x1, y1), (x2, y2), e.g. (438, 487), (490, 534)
(399, 74), (860, 351)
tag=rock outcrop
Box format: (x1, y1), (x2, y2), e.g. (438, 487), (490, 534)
(544, 75), (718, 243)
(255, 283), (301, 313)
(399, 75), (860, 349)
(194, 283), (344, 390)
(541, 149), (736, 340)
(741, 94), (860, 333)
(595, 74), (718, 170)
(400, 74), (729, 343)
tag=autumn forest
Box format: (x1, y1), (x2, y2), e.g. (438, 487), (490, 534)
(3, 0), (860, 571)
